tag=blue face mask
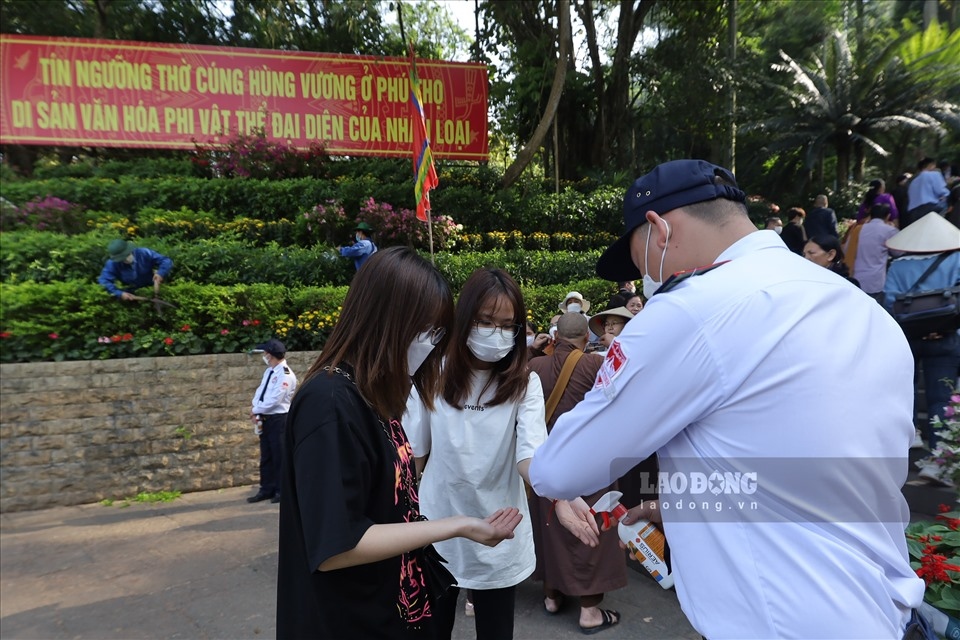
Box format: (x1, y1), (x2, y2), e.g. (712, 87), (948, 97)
(355, 233), (362, 242)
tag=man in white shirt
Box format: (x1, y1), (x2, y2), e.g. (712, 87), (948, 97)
(248, 339), (298, 504)
(529, 159), (924, 638)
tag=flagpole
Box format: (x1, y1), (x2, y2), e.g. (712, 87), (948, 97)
(427, 207), (435, 264)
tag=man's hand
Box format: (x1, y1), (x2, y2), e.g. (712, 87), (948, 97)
(120, 292), (136, 301)
(532, 333), (550, 350)
(153, 273), (164, 285)
(555, 497), (600, 547)
(621, 500), (662, 526)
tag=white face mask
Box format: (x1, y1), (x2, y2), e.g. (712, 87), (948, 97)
(525, 335), (535, 347)
(467, 327), (515, 363)
(355, 233), (363, 242)
(262, 354), (272, 366)
(642, 221), (669, 299)
(124, 254), (135, 265)
(774, 226), (783, 235)
(566, 302), (583, 314)
(407, 331), (438, 376)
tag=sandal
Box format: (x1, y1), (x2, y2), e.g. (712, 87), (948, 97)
(579, 609), (620, 635)
(543, 594), (565, 615)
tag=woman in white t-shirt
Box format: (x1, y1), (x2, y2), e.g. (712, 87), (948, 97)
(405, 267), (547, 640)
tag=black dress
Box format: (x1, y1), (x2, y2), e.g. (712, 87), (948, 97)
(277, 368), (431, 639)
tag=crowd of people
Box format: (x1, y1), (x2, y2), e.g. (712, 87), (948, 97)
(266, 157), (957, 640)
(91, 155), (957, 639)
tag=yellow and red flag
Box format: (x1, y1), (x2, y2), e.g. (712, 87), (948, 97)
(410, 46), (439, 222)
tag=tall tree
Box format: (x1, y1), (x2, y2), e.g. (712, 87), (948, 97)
(501, 0), (571, 187)
(750, 27), (959, 193)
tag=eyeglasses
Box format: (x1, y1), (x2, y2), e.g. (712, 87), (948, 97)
(417, 327), (446, 345)
(473, 320), (522, 339)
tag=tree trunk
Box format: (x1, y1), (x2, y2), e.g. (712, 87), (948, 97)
(836, 142), (850, 194)
(923, 0), (938, 28)
(578, 0), (607, 166)
(501, 0), (570, 188)
(595, 0), (655, 171)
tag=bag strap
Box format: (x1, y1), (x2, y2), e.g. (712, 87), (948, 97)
(905, 253), (951, 295)
(544, 348), (585, 424)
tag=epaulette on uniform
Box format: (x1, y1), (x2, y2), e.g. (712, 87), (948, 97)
(283, 366), (291, 374)
(655, 261), (730, 296)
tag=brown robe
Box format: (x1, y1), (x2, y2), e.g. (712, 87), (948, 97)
(528, 341), (627, 596)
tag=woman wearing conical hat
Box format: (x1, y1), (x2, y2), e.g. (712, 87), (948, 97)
(883, 212), (960, 487)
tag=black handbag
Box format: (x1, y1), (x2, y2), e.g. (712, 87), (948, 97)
(892, 253), (960, 339)
(416, 542), (457, 604)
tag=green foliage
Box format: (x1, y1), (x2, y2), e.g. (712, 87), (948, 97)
(0, 275), (619, 363)
(132, 491), (181, 503)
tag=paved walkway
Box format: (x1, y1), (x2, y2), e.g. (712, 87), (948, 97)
(0, 486), (699, 639)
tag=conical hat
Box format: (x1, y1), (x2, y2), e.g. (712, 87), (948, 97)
(886, 213), (960, 253)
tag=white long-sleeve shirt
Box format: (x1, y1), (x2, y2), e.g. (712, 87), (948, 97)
(530, 231), (923, 638)
(251, 360), (297, 415)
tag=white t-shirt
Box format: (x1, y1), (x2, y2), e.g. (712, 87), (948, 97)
(530, 231), (924, 638)
(404, 370), (546, 590)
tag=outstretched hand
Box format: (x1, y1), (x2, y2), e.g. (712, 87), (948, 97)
(555, 497), (600, 547)
(461, 508), (522, 547)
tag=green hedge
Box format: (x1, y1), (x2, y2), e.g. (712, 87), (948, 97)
(1, 229), (607, 289)
(0, 175), (626, 235)
(0, 278), (614, 363)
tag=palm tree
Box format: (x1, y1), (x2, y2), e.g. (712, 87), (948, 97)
(749, 27), (959, 193)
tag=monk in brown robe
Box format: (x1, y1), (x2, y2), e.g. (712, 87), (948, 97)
(528, 313), (627, 634)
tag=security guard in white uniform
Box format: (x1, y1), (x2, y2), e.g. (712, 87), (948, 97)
(529, 160), (926, 638)
(248, 338), (297, 504)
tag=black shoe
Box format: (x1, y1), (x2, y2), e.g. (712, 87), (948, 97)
(270, 494), (281, 504)
(247, 492), (272, 503)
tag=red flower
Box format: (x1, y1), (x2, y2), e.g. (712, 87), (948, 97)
(939, 504), (951, 513)
(253, 319), (261, 326)
(0, 332), (10, 339)
(111, 335), (121, 343)
(163, 337), (174, 345)
(220, 329), (230, 335)
(122, 333), (133, 341)
(48, 333), (59, 340)
(181, 324), (191, 332)
(916, 552), (960, 585)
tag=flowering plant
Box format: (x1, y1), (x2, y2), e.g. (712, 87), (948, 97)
(302, 199), (349, 246)
(918, 386), (960, 488)
(905, 505), (960, 617)
(0, 195), (85, 234)
(356, 197), (459, 251)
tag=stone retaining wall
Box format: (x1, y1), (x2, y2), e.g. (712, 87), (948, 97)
(0, 351), (321, 513)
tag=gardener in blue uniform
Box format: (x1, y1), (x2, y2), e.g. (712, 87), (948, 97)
(338, 222), (378, 271)
(97, 239), (173, 301)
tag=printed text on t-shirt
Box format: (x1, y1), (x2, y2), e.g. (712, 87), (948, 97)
(463, 403), (485, 412)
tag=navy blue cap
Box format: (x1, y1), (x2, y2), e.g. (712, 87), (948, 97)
(596, 159), (746, 281)
(253, 339), (286, 358)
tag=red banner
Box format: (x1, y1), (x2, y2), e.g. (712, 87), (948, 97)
(0, 35), (488, 161)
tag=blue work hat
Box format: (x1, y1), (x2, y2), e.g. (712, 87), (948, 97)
(596, 159), (745, 281)
(253, 339), (287, 358)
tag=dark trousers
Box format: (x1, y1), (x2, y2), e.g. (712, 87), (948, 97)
(258, 413), (286, 496)
(432, 585), (516, 640)
(913, 333), (960, 449)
